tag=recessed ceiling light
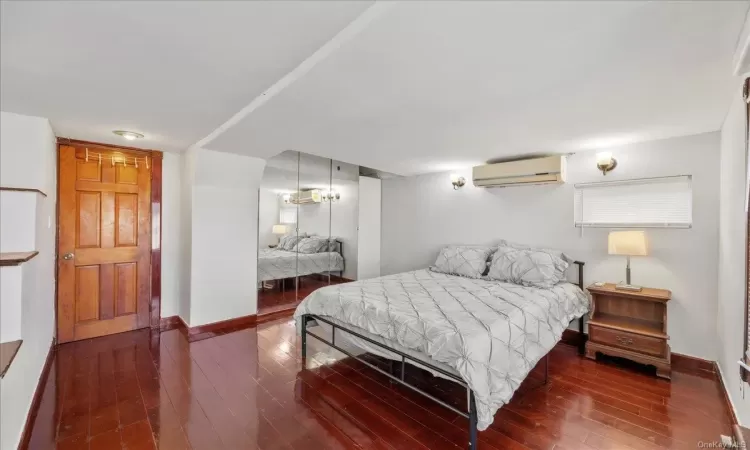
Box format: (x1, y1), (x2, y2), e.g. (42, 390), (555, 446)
(112, 130), (144, 141)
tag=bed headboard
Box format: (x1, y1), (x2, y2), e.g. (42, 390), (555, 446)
(572, 261), (585, 290)
(333, 239), (345, 276)
(334, 239), (344, 257)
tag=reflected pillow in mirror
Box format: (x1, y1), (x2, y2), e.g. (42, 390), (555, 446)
(293, 237), (329, 254)
(280, 233), (306, 251)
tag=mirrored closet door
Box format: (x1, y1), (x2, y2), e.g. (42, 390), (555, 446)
(257, 151), (301, 314)
(257, 151), (370, 316)
(296, 152), (334, 298)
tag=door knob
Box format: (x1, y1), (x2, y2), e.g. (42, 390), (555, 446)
(62, 253), (74, 260)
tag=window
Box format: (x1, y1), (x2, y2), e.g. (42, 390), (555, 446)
(279, 207), (297, 225)
(574, 176), (692, 228)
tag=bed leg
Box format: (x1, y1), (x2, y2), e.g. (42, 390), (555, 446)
(578, 316), (586, 355)
(301, 314), (308, 361)
(468, 390), (477, 450)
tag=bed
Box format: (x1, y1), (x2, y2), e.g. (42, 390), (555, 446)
(257, 241), (345, 283)
(294, 261), (588, 449)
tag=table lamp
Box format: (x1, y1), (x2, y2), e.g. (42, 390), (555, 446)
(608, 230), (648, 291)
(272, 224), (288, 243)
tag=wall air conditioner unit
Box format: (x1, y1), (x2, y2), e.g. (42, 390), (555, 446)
(290, 189), (322, 204)
(472, 155), (566, 188)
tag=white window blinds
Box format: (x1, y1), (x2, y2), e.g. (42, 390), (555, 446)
(574, 176), (692, 228)
(279, 208), (297, 224)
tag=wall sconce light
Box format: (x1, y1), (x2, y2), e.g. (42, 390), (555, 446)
(450, 174), (466, 190)
(596, 152), (617, 175)
(282, 194), (291, 204)
(322, 190), (340, 202)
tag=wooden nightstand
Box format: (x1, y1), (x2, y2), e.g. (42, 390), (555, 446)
(585, 283), (672, 379)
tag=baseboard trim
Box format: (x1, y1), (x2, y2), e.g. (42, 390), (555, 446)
(328, 275), (355, 283)
(160, 314), (258, 342)
(18, 338), (56, 450)
(189, 314), (257, 334)
(159, 315), (187, 332)
(671, 353), (716, 375)
(714, 361), (740, 427)
(734, 424), (750, 448)
(257, 306), (297, 324)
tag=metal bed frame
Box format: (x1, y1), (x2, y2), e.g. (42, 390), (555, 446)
(300, 261), (585, 450)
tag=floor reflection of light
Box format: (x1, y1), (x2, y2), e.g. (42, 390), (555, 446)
(274, 341), (292, 361)
(307, 355), (325, 369)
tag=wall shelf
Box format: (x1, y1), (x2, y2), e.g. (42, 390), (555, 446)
(0, 340), (22, 378)
(0, 187), (47, 197)
(0, 251), (39, 266)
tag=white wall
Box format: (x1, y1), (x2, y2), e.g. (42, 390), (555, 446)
(0, 191), (38, 342)
(0, 111), (57, 450)
(160, 152), (183, 318)
(381, 132), (720, 360)
(297, 201), (332, 236)
(357, 176), (381, 280)
(0, 191), (36, 252)
(178, 149), (195, 323)
(0, 266), (23, 342)
(258, 188), (281, 247)
(0, 112), (55, 190)
(717, 80), (749, 425)
(330, 160), (359, 280)
(188, 148), (266, 326)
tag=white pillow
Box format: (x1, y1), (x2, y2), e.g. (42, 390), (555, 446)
(497, 240), (574, 264)
(487, 245), (569, 288)
(430, 246), (495, 279)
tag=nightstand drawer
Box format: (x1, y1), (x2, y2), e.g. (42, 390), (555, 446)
(589, 325), (666, 357)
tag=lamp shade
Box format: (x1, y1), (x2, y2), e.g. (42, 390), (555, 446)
(596, 152), (613, 165)
(272, 224), (288, 235)
(608, 231), (647, 256)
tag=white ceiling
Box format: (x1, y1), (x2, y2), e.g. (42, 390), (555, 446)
(1, 1), (747, 175)
(261, 150), (360, 194)
(0, 1), (372, 152)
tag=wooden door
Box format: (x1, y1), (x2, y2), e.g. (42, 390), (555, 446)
(57, 144), (152, 343)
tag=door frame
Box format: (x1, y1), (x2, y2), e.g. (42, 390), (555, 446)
(55, 138), (163, 339)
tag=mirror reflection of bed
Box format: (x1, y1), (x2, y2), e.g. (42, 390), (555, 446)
(257, 150), (382, 319)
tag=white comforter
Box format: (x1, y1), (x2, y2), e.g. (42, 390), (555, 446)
(294, 269), (589, 430)
(258, 248), (344, 282)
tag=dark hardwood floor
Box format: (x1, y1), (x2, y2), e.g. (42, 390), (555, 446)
(258, 276), (345, 317)
(24, 317), (733, 450)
